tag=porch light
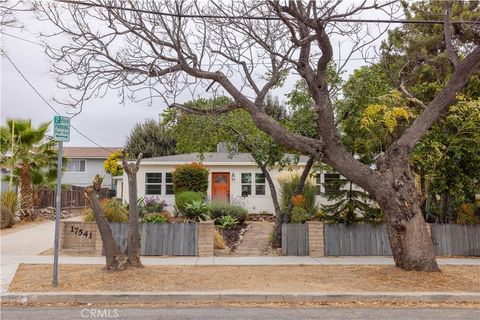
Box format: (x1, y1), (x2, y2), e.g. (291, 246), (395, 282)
(231, 173), (236, 181)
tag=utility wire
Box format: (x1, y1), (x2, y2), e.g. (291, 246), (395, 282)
(56, 0), (480, 25)
(1, 32), (378, 64)
(1, 49), (114, 154)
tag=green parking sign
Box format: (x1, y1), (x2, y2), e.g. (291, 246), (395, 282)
(53, 116), (70, 142)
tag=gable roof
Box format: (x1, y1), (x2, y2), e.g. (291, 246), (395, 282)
(63, 147), (120, 159)
(142, 152), (309, 165)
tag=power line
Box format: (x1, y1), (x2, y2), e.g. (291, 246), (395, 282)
(1, 48), (114, 154)
(2, 32), (378, 64)
(57, 0), (480, 25)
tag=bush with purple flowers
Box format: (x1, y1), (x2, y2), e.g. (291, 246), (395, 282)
(139, 196), (168, 215)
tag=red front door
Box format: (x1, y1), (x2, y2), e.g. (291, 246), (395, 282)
(212, 172), (230, 203)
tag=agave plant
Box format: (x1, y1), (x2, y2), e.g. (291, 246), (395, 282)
(184, 200), (210, 222)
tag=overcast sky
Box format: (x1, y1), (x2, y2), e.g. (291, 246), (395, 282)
(0, 1), (398, 149)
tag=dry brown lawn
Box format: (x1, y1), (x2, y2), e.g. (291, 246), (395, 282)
(9, 264), (480, 293)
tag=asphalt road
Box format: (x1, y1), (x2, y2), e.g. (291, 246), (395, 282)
(1, 306), (479, 320)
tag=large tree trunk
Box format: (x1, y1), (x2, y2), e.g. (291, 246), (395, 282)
(122, 152), (143, 268)
(19, 163), (33, 220)
(86, 176), (127, 271)
(259, 165), (283, 248)
(374, 165), (439, 272)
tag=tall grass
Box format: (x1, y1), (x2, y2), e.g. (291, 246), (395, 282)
(277, 170), (317, 216)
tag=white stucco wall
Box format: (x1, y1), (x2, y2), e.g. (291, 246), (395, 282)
(62, 158), (112, 188)
(120, 162), (363, 214)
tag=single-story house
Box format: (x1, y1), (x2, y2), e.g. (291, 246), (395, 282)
(63, 147), (120, 189)
(118, 146), (361, 214)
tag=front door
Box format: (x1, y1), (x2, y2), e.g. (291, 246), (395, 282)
(212, 172), (230, 203)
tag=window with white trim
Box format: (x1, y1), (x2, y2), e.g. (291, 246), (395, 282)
(241, 173), (252, 196)
(145, 173), (162, 195)
(165, 172), (174, 195)
(324, 173), (341, 195)
(315, 173), (322, 195)
(66, 159), (86, 172)
(255, 173), (266, 195)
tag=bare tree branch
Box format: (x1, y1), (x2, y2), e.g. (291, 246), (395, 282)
(444, 0), (459, 67)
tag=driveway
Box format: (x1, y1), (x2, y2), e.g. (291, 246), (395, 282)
(1, 221), (55, 292)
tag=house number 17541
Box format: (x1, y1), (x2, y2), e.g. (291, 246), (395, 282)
(70, 226), (93, 239)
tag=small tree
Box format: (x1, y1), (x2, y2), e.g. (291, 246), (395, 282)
(121, 151), (143, 268)
(104, 149), (123, 177)
(172, 163), (208, 194)
(85, 175), (127, 271)
(125, 119), (176, 158)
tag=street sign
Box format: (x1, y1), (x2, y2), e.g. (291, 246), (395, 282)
(53, 116), (70, 142)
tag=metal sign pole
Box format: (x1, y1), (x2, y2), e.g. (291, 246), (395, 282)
(53, 140), (63, 287)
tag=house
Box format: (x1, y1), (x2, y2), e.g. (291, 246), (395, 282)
(63, 147), (120, 189)
(119, 145), (355, 214)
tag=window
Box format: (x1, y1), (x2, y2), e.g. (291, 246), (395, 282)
(66, 159), (86, 172)
(165, 172), (174, 195)
(241, 173), (252, 197)
(315, 173), (322, 195)
(255, 173), (266, 195)
(324, 173), (341, 195)
(145, 173), (162, 195)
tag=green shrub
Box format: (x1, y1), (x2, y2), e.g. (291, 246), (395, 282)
(208, 202), (248, 224)
(217, 215), (238, 229)
(184, 200), (210, 221)
(84, 198), (128, 223)
(142, 213), (169, 223)
(173, 162), (208, 194)
(1, 191), (23, 215)
(1, 207), (16, 229)
(277, 171), (318, 217)
(291, 206), (310, 223)
(175, 191), (204, 214)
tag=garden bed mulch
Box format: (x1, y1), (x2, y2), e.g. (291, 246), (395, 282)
(220, 223), (248, 250)
(9, 264), (480, 293)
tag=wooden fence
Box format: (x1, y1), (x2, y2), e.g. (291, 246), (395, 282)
(282, 223), (480, 256)
(38, 187), (111, 208)
(431, 224), (480, 256)
(281, 223), (309, 256)
(324, 223), (392, 256)
(109, 223), (198, 256)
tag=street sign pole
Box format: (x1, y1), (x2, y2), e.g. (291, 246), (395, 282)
(52, 115), (70, 287)
(53, 140), (62, 287)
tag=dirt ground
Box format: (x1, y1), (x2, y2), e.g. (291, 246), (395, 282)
(9, 264), (480, 293)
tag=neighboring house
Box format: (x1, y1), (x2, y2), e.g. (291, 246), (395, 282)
(119, 146), (359, 214)
(63, 147), (119, 189)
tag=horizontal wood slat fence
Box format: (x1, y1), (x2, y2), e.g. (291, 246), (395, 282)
(38, 186), (110, 208)
(282, 223), (480, 257)
(109, 223), (198, 256)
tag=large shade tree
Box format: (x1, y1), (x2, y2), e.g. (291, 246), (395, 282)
(37, 0), (480, 271)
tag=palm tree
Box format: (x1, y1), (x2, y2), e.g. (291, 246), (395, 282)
(0, 119), (58, 220)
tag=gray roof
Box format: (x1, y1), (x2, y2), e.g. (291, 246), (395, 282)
(142, 152), (309, 164)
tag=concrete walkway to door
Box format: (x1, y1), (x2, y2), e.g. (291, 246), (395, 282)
(233, 221), (274, 256)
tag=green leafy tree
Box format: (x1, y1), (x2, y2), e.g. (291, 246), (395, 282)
(124, 119), (176, 158)
(164, 97), (313, 247)
(104, 149), (124, 176)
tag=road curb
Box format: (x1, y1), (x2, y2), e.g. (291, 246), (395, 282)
(2, 291), (480, 304)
